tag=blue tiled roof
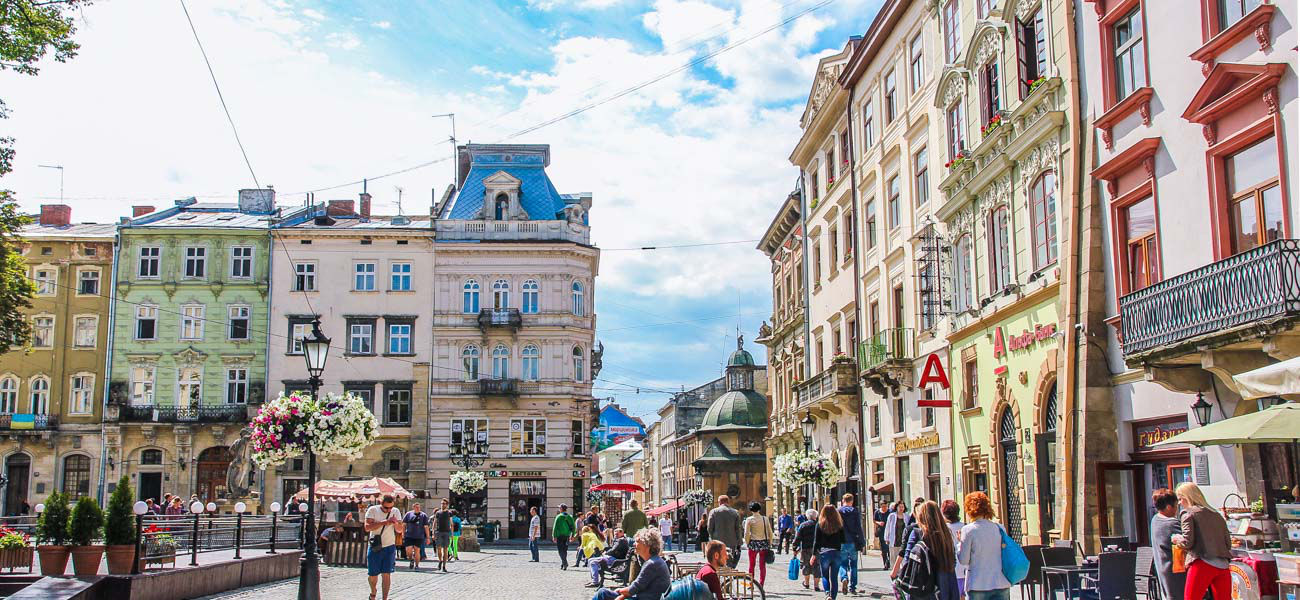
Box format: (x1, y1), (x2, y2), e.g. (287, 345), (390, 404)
(445, 165), (567, 221)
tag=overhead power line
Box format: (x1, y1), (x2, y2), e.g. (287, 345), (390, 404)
(179, 0), (261, 189)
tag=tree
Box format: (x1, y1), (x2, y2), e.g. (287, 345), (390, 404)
(104, 476), (136, 546)
(0, 0), (90, 352)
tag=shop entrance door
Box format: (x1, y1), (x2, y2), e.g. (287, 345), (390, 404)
(1098, 463), (1145, 545)
(998, 410), (1023, 541)
(139, 472), (163, 503)
(3, 454), (29, 516)
(509, 479), (547, 539)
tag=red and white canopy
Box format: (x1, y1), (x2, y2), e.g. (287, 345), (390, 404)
(292, 477), (414, 502)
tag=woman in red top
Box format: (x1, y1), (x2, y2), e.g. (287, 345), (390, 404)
(697, 540), (727, 600)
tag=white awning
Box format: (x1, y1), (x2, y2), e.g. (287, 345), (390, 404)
(1232, 356), (1300, 401)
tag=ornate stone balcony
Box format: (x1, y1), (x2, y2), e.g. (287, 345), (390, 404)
(435, 219), (590, 245)
(793, 361), (859, 417)
(116, 404), (248, 423)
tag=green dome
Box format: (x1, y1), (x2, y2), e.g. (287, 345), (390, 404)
(699, 389), (768, 431)
(727, 347), (755, 367)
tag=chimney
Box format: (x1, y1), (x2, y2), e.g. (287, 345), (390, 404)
(326, 200), (355, 216)
(132, 206), (155, 218)
(359, 192), (372, 220)
(39, 204), (71, 227)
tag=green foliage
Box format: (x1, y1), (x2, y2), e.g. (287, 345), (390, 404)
(0, 200), (34, 353)
(104, 476), (135, 546)
(36, 491), (70, 546)
(67, 496), (103, 547)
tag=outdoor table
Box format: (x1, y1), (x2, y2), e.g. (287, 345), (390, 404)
(1042, 564), (1098, 600)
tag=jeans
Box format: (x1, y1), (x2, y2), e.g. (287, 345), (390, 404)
(967, 589), (1011, 600)
(663, 535), (673, 551)
(590, 555), (615, 585)
(817, 549), (842, 600)
(838, 542), (858, 590)
(592, 589), (620, 600)
(878, 537), (889, 568)
(557, 538), (570, 568)
(529, 538), (540, 561)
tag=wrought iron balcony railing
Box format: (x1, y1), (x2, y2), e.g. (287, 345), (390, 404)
(0, 414), (57, 430)
(859, 328), (915, 372)
(478, 308), (523, 331)
(478, 378), (521, 397)
(1120, 239), (1300, 356)
(119, 404), (248, 423)
(794, 361), (859, 409)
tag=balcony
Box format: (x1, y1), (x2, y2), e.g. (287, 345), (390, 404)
(478, 378), (521, 397)
(0, 414), (57, 430)
(478, 308), (523, 332)
(860, 328), (915, 396)
(118, 404), (248, 423)
(793, 361), (859, 416)
(1120, 240), (1300, 358)
(435, 218), (590, 245)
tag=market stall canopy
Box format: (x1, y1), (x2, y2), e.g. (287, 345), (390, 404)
(589, 483), (646, 493)
(1152, 402), (1300, 447)
(1232, 357), (1300, 401)
(645, 500), (681, 517)
(292, 477), (414, 502)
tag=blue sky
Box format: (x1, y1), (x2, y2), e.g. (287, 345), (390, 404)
(1, 0), (881, 423)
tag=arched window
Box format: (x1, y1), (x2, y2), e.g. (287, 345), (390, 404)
(462, 345), (480, 381)
(29, 377), (49, 415)
(492, 344), (510, 380)
(521, 279), (540, 314)
(988, 206), (1011, 293)
(0, 377), (16, 414)
(998, 408), (1023, 540)
(141, 449), (163, 465)
(953, 235), (973, 313)
(571, 281), (585, 317)
(572, 346), (585, 383)
(463, 279), (481, 314)
(495, 193), (509, 221)
(61, 454), (91, 499)
(521, 345), (540, 381)
(492, 279), (510, 309)
(1030, 171), (1058, 269)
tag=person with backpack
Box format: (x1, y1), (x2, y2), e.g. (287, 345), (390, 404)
(793, 509), (821, 592)
(894, 500), (959, 600)
(957, 493), (1011, 600)
(837, 493), (866, 595)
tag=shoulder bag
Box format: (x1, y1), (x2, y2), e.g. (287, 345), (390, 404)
(998, 524), (1030, 584)
(763, 517), (776, 564)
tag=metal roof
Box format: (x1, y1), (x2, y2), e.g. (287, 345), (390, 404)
(130, 205), (273, 229)
(283, 215), (432, 230)
(21, 223), (116, 238)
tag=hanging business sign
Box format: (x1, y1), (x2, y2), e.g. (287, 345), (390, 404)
(1132, 417), (1189, 452)
(917, 353), (952, 408)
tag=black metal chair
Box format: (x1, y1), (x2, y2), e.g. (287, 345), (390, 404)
(598, 555), (633, 586)
(1134, 546), (1155, 598)
(1078, 551), (1137, 600)
(1040, 546), (1080, 600)
(1100, 536), (1129, 551)
(1021, 544), (1048, 600)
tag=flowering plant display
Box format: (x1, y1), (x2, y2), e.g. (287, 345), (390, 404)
(1026, 76), (1048, 93)
(944, 151), (969, 170)
(681, 488), (714, 507)
(249, 392), (378, 469)
(980, 113), (1004, 135)
(832, 351), (853, 364)
(0, 527), (28, 549)
(773, 449), (841, 489)
(810, 197), (820, 211)
(449, 470), (487, 495)
(586, 488), (607, 506)
(827, 172), (837, 186)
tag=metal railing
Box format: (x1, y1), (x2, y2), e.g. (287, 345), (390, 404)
(136, 513), (305, 569)
(478, 378), (521, 396)
(1119, 239), (1300, 356)
(0, 414), (58, 430)
(859, 328), (915, 372)
(477, 308), (523, 330)
(794, 362), (858, 408)
(119, 404), (248, 423)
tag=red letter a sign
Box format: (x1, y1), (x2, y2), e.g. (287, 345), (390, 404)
(917, 353), (952, 408)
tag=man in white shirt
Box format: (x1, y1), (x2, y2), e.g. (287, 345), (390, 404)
(365, 495), (405, 600)
(528, 506), (542, 562)
(657, 515), (673, 551)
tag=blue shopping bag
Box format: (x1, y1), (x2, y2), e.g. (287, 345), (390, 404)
(999, 525), (1030, 584)
(788, 556), (800, 580)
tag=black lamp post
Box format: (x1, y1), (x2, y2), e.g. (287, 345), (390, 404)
(1192, 391), (1213, 427)
(801, 413), (815, 510)
(298, 319), (330, 600)
(450, 431), (488, 471)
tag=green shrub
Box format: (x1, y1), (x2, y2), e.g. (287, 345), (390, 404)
(67, 496), (104, 547)
(36, 491), (71, 546)
(104, 476), (136, 546)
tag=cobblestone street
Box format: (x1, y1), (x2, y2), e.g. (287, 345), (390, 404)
(196, 547), (901, 600)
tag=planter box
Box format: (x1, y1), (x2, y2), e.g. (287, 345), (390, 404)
(0, 546), (33, 572)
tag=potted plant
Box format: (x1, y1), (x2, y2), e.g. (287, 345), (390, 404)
(141, 525), (177, 570)
(104, 476), (136, 574)
(36, 491), (71, 576)
(0, 526), (32, 572)
(68, 496), (105, 577)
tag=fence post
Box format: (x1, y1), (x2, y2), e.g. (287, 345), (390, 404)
(190, 510), (201, 566)
(234, 502), (246, 559)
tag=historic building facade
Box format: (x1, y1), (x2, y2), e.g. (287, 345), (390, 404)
(1081, 0), (1298, 544)
(0, 206), (113, 513)
(105, 193), (278, 510)
(426, 143), (599, 539)
(265, 196), (434, 509)
(690, 339), (768, 513)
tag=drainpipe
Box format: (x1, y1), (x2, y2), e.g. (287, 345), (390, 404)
(797, 170), (814, 510)
(1061, 0), (1087, 545)
(98, 227), (123, 505)
(845, 86), (869, 532)
(261, 225), (275, 508)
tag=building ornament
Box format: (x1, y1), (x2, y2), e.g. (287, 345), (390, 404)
(126, 353), (162, 367)
(802, 64), (844, 129)
(1255, 18), (1272, 51)
(1263, 87), (1279, 115)
(221, 354), (256, 367)
(174, 347), (208, 367)
(1017, 139), (1061, 187)
(939, 69), (967, 109)
(1202, 123), (1217, 145)
(1012, 0), (1042, 21)
(968, 24), (1004, 72)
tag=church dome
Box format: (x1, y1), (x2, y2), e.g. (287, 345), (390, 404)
(698, 389), (768, 432)
(727, 347), (756, 367)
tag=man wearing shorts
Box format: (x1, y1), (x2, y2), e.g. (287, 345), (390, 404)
(365, 495), (405, 600)
(401, 503), (430, 570)
(432, 498), (453, 572)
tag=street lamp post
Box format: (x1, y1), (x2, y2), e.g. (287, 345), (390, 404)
(801, 414), (815, 511)
(298, 319), (330, 600)
(449, 431), (489, 471)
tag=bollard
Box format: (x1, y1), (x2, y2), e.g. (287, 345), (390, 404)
(131, 514), (143, 575)
(269, 513), (278, 554)
(190, 512), (200, 566)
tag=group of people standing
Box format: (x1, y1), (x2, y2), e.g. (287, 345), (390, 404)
(362, 496), (464, 600)
(1150, 482), (1235, 600)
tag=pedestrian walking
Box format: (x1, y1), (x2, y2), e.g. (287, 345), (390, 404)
(401, 503), (430, 570)
(837, 493), (865, 594)
(432, 499), (454, 572)
(528, 506), (542, 562)
(707, 495), (743, 568)
(586, 529), (629, 588)
(813, 504), (846, 600)
(621, 499), (648, 536)
(1150, 488), (1186, 600)
(742, 501), (774, 587)
(873, 501), (890, 569)
(957, 492), (1011, 600)
(941, 499), (967, 599)
(554, 503), (577, 570)
(658, 514), (674, 551)
(697, 514), (709, 552)
(894, 500), (959, 600)
(697, 540), (727, 600)
(450, 510), (462, 561)
(589, 529), (671, 600)
(794, 509), (821, 592)
(777, 509), (794, 554)
(364, 495), (405, 600)
(884, 501), (908, 568)
(1172, 482), (1232, 600)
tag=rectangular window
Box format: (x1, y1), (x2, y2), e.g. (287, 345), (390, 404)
(1017, 9), (1047, 98)
(387, 323), (412, 354)
(136, 305), (157, 340)
(32, 316), (53, 348)
(910, 33), (924, 92)
(1226, 136), (1283, 255)
(78, 269), (100, 295)
(180, 305), (204, 340)
(895, 395), (906, 431)
(926, 452), (942, 500)
(1113, 9), (1146, 101)
(354, 262), (376, 291)
(73, 316), (96, 348)
(184, 247), (206, 279)
(898, 457), (912, 505)
(846, 317), (857, 358)
(294, 262), (316, 292)
(1031, 173), (1060, 269)
(962, 353), (978, 410)
(989, 209), (1011, 292)
(390, 262), (412, 291)
(884, 71), (897, 123)
(842, 211), (854, 257)
(832, 325), (843, 356)
(138, 247), (160, 278)
(923, 390), (936, 427)
(861, 101), (874, 150)
(869, 301), (880, 337)
(70, 375), (94, 414)
(813, 242), (822, 284)
(345, 384), (375, 414)
(947, 102), (966, 160)
(230, 246), (253, 279)
(288, 320), (311, 354)
(943, 0), (961, 64)
(130, 366), (155, 405)
(914, 147), (929, 206)
(228, 305), (250, 340)
(349, 321), (374, 355)
(226, 368), (248, 404)
(451, 418), (489, 453)
(572, 419), (586, 456)
(865, 200), (878, 249)
(977, 0), (995, 18)
(385, 386), (411, 426)
(1124, 196), (1160, 291)
(870, 404), (881, 439)
(979, 62), (1001, 127)
(511, 418), (547, 456)
(829, 224), (839, 266)
(34, 268), (56, 296)
(887, 176), (901, 229)
(1219, 0), (1262, 31)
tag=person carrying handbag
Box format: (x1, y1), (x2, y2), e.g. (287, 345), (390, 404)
(743, 502), (775, 586)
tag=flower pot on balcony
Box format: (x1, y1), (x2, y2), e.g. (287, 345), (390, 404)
(0, 546), (33, 572)
(70, 545), (104, 577)
(105, 545), (135, 574)
(37, 545), (70, 576)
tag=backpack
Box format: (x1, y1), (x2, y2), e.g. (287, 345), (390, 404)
(894, 539), (939, 600)
(663, 575), (713, 600)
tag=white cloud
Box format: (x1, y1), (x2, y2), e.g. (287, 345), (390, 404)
(371, 20), (392, 29)
(326, 31), (361, 50)
(527, 0), (626, 10)
(301, 7), (326, 20)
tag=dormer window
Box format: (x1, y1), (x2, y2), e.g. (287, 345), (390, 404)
(495, 193), (509, 221)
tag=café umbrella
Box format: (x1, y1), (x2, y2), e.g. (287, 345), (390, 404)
(1151, 402), (1300, 447)
(1232, 356), (1300, 401)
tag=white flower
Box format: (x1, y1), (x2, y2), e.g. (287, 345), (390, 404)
(249, 392), (377, 468)
(773, 449), (841, 489)
(449, 471), (487, 495)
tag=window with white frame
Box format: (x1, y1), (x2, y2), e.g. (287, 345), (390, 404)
(0, 377), (16, 413)
(390, 262), (412, 291)
(228, 305), (250, 340)
(288, 320), (311, 354)
(463, 279), (480, 313)
(349, 321), (374, 355)
(32, 316), (53, 348)
(230, 246), (253, 279)
(492, 279), (510, 308)
(521, 345), (540, 381)
(492, 344), (510, 379)
(887, 176), (901, 229)
(33, 268), (56, 296)
(70, 374), (93, 415)
(861, 101), (875, 150)
(914, 147), (929, 207)
(953, 235), (974, 313)
(294, 262), (317, 291)
(30, 377), (49, 414)
(884, 70), (898, 123)
(78, 269), (100, 295)
(988, 206), (1012, 293)
(522, 279), (540, 314)
(451, 418), (488, 453)
(177, 367), (201, 406)
(130, 366), (155, 405)
(184, 247), (206, 278)
(573, 346), (585, 382)
(910, 33), (924, 92)
(180, 305), (205, 340)
(354, 262), (376, 291)
(138, 247), (160, 279)
(226, 368), (248, 404)
(387, 323), (411, 354)
(571, 419), (586, 456)
(73, 316), (97, 348)
(462, 345), (480, 380)
(571, 281), (585, 316)
(511, 418), (547, 456)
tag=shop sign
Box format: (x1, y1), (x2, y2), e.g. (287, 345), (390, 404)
(893, 431), (941, 454)
(993, 323), (1058, 359)
(1133, 418), (1189, 452)
(572, 470), (587, 478)
(483, 470), (546, 478)
(917, 353), (952, 408)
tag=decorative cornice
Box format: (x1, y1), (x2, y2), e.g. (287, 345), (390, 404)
(1189, 4), (1276, 71)
(1093, 87), (1153, 150)
(1181, 62), (1286, 124)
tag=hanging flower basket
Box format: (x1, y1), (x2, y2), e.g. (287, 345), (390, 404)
(1026, 76), (1048, 93)
(944, 152), (969, 171)
(773, 449), (841, 489)
(250, 392), (378, 468)
(586, 489), (607, 506)
(449, 471), (487, 495)
(681, 489), (714, 507)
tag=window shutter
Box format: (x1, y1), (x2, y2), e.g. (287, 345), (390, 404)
(1016, 21), (1031, 98)
(979, 67), (990, 126)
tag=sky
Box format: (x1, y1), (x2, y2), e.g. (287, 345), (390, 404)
(1, 0), (881, 423)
